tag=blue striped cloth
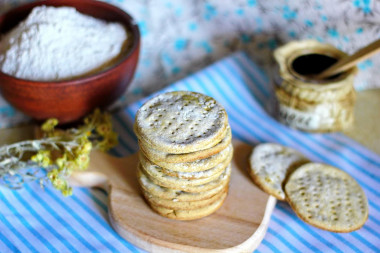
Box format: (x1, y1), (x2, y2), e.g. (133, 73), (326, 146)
(1, 52), (380, 252)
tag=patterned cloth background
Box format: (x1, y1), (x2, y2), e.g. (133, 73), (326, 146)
(1, 0), (380, 127)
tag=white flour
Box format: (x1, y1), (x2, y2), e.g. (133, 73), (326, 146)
(0, 6), (127, 81)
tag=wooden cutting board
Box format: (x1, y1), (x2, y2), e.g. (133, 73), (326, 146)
(69, 140), (276, 253)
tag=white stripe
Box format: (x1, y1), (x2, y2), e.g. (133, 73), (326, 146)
(112, 116), (138, 153)
(273, 207), (357, 253)
(263, 229), (297, 252)
(0, 192), (49, 251)
(0, 239), (13, 253)
(235, 52), (270, 86)
(73, 188), (108, 219)
(0, 220), (31, 253)
(4, 191), (70, 252)
(333, 133), (380, 163)
(221, 59), (267, 105)
(268, 219), (312, 252)
(21, 186), (91, 252)
(29, 184), (113, 252)
(66, 195), (126, 252)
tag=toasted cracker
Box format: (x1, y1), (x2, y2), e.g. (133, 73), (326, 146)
(248, 143), (309, 200)
(139, 152), (230, 188)
(149, 191), (227, 220)
(138, 167), (229, 202)
(139, 127), (232, 163)
(134, 91), (229, 154)
(138, 164), (231, 193)
(285, 163), (369, 233)
(142, 186), (227, 210)
(158, 144), (233, 175)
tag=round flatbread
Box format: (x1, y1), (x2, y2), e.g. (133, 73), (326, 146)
(139, 127), (232, 163)
(134, 91), (229, 154)
(138, 164), (232, 193)
(249, 143), (309, 200)
(142, 186), (227, 210)
(285, 163), (369, 233)
(149, 191), (228, 220)
(139, 152), (230, 187)
(137, 166), (230, 202)
(158, 144), (233, 175)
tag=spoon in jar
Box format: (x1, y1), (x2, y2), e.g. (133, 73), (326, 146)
(315, 38), (380, 79)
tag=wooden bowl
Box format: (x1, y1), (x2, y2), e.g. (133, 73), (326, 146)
(0, 0), (140, 124)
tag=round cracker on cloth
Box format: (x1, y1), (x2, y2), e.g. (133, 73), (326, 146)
(285, 163), (369, 233)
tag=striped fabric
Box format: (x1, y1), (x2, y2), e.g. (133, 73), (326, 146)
(1, 52), (380, 252)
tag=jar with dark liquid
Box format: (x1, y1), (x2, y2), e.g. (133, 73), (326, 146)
(273, 40), (358, 132)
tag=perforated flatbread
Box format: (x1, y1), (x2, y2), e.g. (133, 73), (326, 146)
(149, 191), (228, 220)
(138, 168), (229, 202)
(139, 152), (230, 188)
(142, 186), (227, 210)
(249, 143), (309, 200)
(134, 91), (229, 154)
(139, 127), (232, 163)
(158, 144), (233, 174)
(138, 164), (231, 193)
(285, 163), (369, 233)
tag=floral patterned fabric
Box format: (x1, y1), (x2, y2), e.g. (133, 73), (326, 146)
(0, 0), (379, 127)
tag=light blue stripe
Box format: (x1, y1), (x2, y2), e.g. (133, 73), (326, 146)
(271, 215), (330, 252)
(261, 239), (281, 253)
(335, 132), (380, 162)
(239, 52), (270, 84)
(0, 212), (37, 253)
(206, 66), (380, 243)
(44, 189), (119, 253)
(0, 191), (58, 253)
(221, 60), (266, 107)
(79, 188), (108, 213)
(43, 187), (110, 252)
(72, 187), (138, 252)
(11, 191), (78, 253)
(24, 185), (97, 252)
(278, 204), (361, 252)
(227, 57), (270, 98)
(116, 132), (134, 154)
(189, 73), (367, 251)
(368, 215), (380, 227)
(114, 113), (138, 142)
(70, 189), (140, 253)
(232, 54), (271, 97)
(350, 231), (379, 252)
(267, 227), (303, 253)
(113, 114), (138, 153)
(306, 136), (380, 182)
(0, 230), (19, 252)
(324, 134), (380, 168)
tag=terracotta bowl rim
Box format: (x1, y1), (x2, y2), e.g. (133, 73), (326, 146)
(0, 0), (140, 86)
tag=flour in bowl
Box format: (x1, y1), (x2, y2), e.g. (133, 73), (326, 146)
(0, 6), (127, 81)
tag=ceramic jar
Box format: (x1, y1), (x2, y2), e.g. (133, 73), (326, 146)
(273, 40), (358, 132)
